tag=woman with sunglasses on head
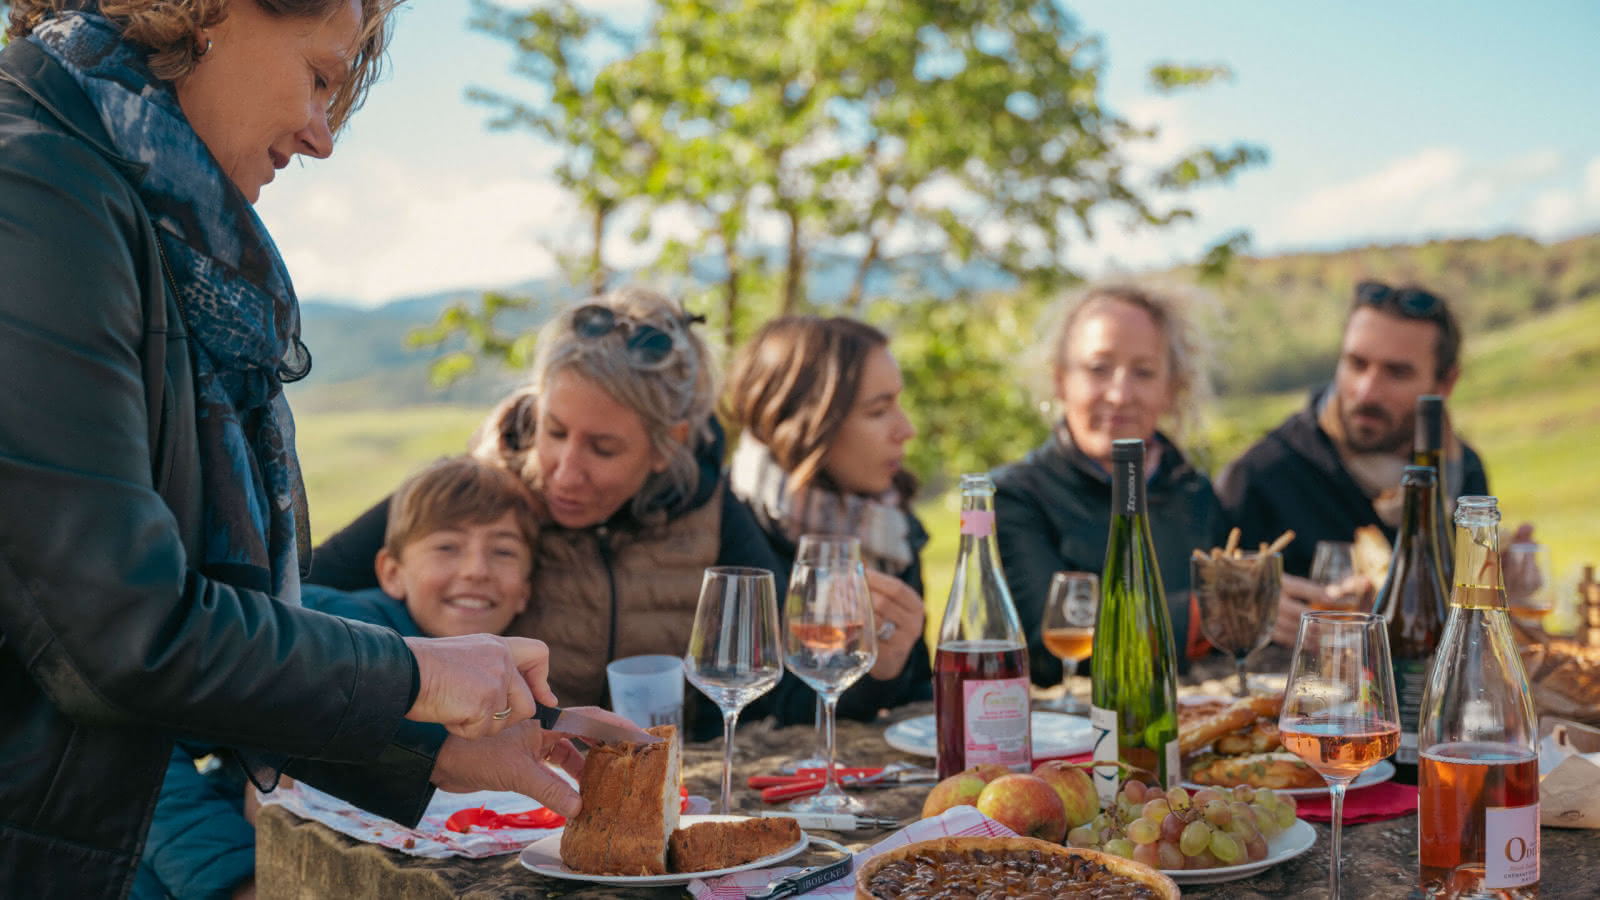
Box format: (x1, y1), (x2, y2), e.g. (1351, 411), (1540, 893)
(0, 2), (588, 895)
(723, 316), (932, 724)
(310, 287), (791, 739)
(991, 284), (1231, 687)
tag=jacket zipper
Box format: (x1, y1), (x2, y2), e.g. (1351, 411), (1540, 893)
(153, 235), (186, 316)
(596, 526), (620, 664)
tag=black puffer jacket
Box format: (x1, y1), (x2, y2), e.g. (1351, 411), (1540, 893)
(0, 40), (439, 899)
(992, 428), (1231, 686)
(1215, 387), (1489, 578)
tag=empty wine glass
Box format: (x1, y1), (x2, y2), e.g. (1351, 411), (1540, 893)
(782, 535), (877, 813)
(1310, 540), (1367, 611)
(684, 567), (784, 815)
(1040, 572), (1098, 714)
(1278, 611), (1401, 900)
(1504, 542), (1554, 626)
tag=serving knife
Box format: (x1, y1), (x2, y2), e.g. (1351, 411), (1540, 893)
(744, 836), (853, 900)
(531, 702), (662, 745)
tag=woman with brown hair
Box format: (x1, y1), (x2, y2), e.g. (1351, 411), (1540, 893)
(0, 2), (583, 895)
(724, 315), (932, 723)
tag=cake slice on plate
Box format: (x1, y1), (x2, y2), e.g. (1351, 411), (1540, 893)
(558, 724), (680, 875)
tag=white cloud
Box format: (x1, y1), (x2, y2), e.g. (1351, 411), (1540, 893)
(1523, 153), (1600, 239)
(1279, 148), (1470, 244)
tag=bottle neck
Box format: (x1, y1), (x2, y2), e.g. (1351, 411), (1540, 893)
(1399, 476), (1436, 543)
(1110, 452), (1147, 519)
(1451, 511), (1507, 611)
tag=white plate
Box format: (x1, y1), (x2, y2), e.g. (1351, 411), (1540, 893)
(883, 712), (1094, 759)
(1163, 818), (1317, 884)
(517, 814), (809, 885)
(1181, 758), (1396, 798)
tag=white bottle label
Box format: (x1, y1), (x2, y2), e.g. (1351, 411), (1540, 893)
(961, 678), (1031, 771)
(1091, 705), (1119, 809)
(1485, 802), (1539, 888)
(1165, 737), (1181, 790)
(1478, 800), (1542, 883)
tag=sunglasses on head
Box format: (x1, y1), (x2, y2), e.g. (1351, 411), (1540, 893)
(1355, 280), (1445, 319)
(571, 304), (704, 369)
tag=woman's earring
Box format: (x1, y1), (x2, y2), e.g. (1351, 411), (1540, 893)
(195, 36), (213, 60)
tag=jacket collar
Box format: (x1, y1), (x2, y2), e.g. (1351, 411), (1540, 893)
(0, 37), (145, 180)
(1270, 385), (1353, 482)
(1045, 421), (1194, 489)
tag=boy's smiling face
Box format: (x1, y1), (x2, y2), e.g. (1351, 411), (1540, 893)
(376, 510), (532, 637)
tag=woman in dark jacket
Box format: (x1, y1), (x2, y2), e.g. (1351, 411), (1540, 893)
(0, 3), (577, 896)
(993, 284), (1231, 686)
(310, 287), (791, 741)
(723, 315), (933, 725)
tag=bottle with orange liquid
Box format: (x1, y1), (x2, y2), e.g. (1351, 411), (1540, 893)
(1417, 495), (1539, 899)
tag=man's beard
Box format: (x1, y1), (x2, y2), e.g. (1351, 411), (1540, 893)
(1340, 403), (1413, 455)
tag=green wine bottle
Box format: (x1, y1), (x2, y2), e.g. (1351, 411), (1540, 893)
(1412, 394), (1455, 588)
(1090, 438), (1180, 809)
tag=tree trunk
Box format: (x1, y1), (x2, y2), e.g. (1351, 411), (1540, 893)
(722, 241), (740, 350)
(589, 206), (608, 296)
(781, 206), (804, 315)
(846, 235), (882, 312)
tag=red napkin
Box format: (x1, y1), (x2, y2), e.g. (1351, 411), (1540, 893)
(1294, 781), (1417, 824)
(1035, 751), (1094, 766)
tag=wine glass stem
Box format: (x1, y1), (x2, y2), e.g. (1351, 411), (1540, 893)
(719, 708), (741, 815)
(1327, 781), (1347, 900)
(822, 694), (841, 795)
(1234, 654), (1249, 697)
(813, 695), (826, 758)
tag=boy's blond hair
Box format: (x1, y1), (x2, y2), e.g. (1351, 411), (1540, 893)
(383, 457), (540, 561)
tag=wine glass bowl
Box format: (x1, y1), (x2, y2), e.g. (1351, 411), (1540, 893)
(783, 536), (877, 813)
(1503, 542), (1554, 625)
(1041, 571), (1098, 714)
(1278, 611), (1400, 900)
(684, 566), (784, 815)
(1309, 541), (1371, 612)
(1191, 551), (1281, 697)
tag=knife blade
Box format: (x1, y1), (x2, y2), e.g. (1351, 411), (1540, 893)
(531, 703), (662, 745)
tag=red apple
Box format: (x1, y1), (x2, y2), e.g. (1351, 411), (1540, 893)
(1031, 760), (1098, 828)
(975, 773), (1068, 842)
(921, 770), (989, 819)
(968, 763), (1011, 783)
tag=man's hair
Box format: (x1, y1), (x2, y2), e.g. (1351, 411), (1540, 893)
(8, 0), (399, 137)
(383, 457), (539, 561)
(1347, 280), (1463, 380)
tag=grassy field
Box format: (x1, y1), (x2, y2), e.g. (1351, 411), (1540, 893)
(295, 299), (1600, 645)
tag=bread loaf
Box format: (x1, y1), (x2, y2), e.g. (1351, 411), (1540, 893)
(668, 817), (801, 873)
(558, 724), (680, 875)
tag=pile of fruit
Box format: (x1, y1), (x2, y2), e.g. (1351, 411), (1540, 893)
(1066, 779), (1297, 870)
(919, 763), (1300, 873)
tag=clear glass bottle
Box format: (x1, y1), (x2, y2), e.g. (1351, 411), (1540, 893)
(933, 473), (1031, 779)
(1412, 394), (1455, 587)
(1089, 438), (1179, 809)
(1417, 496), (1539, 899)
(1373, 465), (1449, 786)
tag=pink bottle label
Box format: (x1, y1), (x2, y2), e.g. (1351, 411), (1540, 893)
(960, 510), (996, 536)
(1485, 803), (1539, 888)
(961, 678), (1030, 771)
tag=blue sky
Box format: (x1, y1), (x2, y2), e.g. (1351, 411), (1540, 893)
(255, 1), (1600, 306)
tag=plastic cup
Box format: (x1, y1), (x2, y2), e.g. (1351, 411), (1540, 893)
(606, 654), (686, 731)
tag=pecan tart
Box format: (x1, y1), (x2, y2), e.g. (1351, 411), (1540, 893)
(855, 836), (1179, 900)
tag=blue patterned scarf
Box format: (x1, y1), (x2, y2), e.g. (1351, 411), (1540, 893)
(31, 12), (311, 598)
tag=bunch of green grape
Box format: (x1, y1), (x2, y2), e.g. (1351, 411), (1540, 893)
(1065, 780), (1299, 870)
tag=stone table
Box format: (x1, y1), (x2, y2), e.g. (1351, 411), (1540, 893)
(257, 702), (1598, 899)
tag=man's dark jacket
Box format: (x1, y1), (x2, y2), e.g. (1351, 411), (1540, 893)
(1, 40), (442, 899)
(1215, 387), (1489, 578)
(992, 430), (1231, 686)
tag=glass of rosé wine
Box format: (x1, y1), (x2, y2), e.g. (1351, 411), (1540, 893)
(1278, 611), (1400, 900)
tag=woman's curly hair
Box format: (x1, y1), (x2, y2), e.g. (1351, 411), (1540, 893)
(7, 0), (399, 136)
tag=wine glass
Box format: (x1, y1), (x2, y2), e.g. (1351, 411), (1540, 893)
(1310, 540), (1366, 611)
(1192, 551), (1281, 697)
(779, 536), (865, 776)
(782, 536), (877, 813)
(1504, 542), (1554, 626)
(1041, 571), (1098, 713)
(684, 567), (784, 815)
(1278, 611), (1401, 900)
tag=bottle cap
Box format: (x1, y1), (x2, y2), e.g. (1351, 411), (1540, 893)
(1111, 438), (1145, 461)
(1401, 464), (1438, 483)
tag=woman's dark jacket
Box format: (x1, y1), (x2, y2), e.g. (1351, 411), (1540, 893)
(740, 504), (934, 725)
(992, 429), (1231, 686)
(139, 589), (424, 900)
(308, 421), (789, 743)
(0, 41), (441, 899)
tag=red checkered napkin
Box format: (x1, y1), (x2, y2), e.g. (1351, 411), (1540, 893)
(690, 806), (1018, 900)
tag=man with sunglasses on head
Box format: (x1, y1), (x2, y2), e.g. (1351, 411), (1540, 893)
(1216, 281), (1491, 646)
